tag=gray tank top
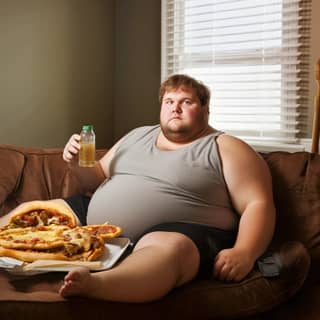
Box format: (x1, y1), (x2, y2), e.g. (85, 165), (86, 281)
(87, 125), (239, 240)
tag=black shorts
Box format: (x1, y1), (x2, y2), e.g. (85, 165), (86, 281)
(64, 194), (237, 279)
(64, 194), (90, 226)
(138, 222), (236, 279)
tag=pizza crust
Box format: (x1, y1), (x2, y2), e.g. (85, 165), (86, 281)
(0, 245), (105, 262)
(81, 224), (122, 239)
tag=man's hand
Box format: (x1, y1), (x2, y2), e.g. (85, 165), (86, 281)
(213, 247), (255, 282)
(63, 134), (81, 162)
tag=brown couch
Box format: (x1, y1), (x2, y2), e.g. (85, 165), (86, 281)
(0, 144), (319, 319)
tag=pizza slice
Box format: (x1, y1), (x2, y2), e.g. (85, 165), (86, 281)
(0, 225), (69, 250)
(81, 224), (122, 239)
(5, 200), (77, 229)
(0, 225), (105, 262)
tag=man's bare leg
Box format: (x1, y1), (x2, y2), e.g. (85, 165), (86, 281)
(59, 231), (200, 302)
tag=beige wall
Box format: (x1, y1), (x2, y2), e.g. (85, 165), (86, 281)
(0, 0), (115, 148)
(114, 0), (161, 140)
(0, 0), (160, 148)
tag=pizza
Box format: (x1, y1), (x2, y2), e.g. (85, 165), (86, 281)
(0, 201), (122, 263)
(0, 223), (124, 263)
(81, 224), (122, 239)
(0, 225), (107, 262)
(3, 200), (77, 229)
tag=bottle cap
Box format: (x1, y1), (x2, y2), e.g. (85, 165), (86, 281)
(82, 125), (93, 130)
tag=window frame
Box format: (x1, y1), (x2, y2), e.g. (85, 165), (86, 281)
(161, 0), (312, 152)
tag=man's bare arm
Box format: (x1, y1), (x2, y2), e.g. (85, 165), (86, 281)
(213, 135), (276, 282)
(63, 135), (124, 195)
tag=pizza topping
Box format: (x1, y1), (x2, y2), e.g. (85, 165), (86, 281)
(82, 224), (122, 239)
(64, 242), (82, 256)
(0, 225), (68, 250)
(63, 228), (92, 252)
(47, 216), (61, 225)
(9, 209), (74, 229)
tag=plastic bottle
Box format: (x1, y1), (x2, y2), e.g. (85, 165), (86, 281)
(79, 125), (96, 167)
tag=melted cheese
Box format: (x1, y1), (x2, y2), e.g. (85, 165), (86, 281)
(1, 226), (67, 242)
(36, 215), (45, 226)
(47, 216), (61, 225)
(67, 230), (92, 251)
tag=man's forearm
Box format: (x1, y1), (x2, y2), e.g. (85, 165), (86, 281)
(234, 201), (276, 261)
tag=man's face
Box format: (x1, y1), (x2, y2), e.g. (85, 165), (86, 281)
(160, 86), (209, 142)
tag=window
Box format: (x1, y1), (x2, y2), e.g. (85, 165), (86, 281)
(161, 0), (311, 150)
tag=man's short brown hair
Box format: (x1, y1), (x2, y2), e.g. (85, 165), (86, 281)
(159, 74), (211, 107)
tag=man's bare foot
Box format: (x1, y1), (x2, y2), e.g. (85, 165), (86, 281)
(59, 267), (93, 298)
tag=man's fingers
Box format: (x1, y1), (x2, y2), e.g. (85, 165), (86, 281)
(214, 257), (231, 281)
(63, 134), (81, 162)
(213, 255), (223, 278)
(69, 144), (80, 154)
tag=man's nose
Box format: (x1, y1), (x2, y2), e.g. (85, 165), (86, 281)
(171, 102), (182, 112)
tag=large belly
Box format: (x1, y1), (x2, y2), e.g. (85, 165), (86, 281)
(87, 175), (237, 240)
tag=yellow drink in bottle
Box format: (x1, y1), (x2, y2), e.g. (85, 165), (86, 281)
(79, 125), (95, 167)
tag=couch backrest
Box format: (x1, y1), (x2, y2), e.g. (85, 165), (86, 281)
(0, 145), (105, 216)
(0, 145), (320, 261)
(261, 151), (320, 262)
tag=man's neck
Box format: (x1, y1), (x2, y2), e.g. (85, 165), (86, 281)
(156, 126), (215, 151)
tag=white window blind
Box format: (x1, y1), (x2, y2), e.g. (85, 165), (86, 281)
(161, 0), (311, 147)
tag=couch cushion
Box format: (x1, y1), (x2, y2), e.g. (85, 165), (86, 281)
(0, 147), (25, 208)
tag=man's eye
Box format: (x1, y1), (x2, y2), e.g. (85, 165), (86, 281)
(184, 100), (192, 105)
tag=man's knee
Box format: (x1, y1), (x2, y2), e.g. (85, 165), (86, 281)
(135, 231), (194, 251)
(134, 231), (200, 284)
